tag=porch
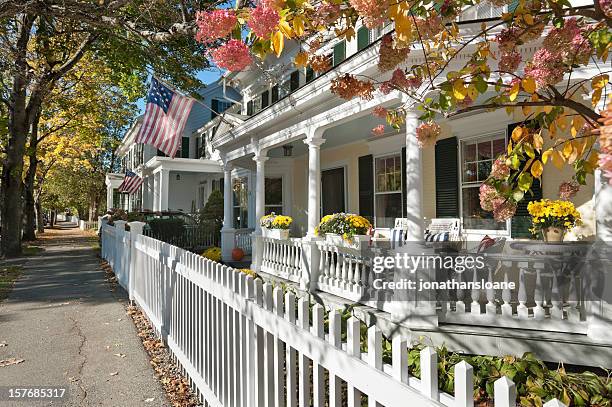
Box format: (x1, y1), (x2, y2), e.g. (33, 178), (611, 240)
(216, 95), (612, 366)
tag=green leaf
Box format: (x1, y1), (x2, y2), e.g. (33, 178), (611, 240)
(518, 173), (533, 192)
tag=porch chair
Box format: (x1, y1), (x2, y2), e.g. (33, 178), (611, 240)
(424, 218), (465, 251)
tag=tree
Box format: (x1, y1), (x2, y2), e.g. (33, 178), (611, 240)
(194, 0), (611, 221)
(0, 1), (217, 255)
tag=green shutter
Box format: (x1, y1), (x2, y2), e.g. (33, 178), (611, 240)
(211, 99), (219, 120)
(507, 122), (542, 238)
(435, 137), (460, 218)
(306, 66), (314, 83)
(358, 154), (374, 223)
(181, 137), (190, 158)
(247, 100), (254, 116)
(290, 71), (300, 91)
(333, 41), (346, 66)
(271, 86), (279, 103)
(357, 27), (370, 51)
(261, 90), (269, 108)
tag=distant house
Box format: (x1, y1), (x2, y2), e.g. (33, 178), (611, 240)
(105, 79), (240, 213)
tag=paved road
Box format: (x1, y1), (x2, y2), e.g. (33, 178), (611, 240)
(0, 223), (168, 406)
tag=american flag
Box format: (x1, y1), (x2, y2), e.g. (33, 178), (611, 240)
(135, 77), (195, 158)
(118, 171), (144, 195)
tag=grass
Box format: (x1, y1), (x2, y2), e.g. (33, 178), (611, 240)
(0, 266), (22, 302)
(22, 245), (43, 256)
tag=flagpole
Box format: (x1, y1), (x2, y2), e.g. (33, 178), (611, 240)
(152, 75), (236, 130)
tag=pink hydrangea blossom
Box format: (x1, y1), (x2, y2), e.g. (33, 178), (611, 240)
(195, 9), (237, 44)
(414, 16), (443, 39)
(312, 2), (341, 27)
(558, 181), (580, 199)
(371, 125), (386, 136)
(599, 154), (612, 185)
(491, 157), (510, 180)
(378, 34), (410, 72)
(496, 27), (520, 52)
(415, 121), (441, 148)
(248, 4), (280, 38)
(349, 0), (389, 28)
(524, 49), (565, 89)
(479, 183), (499, 211)
(492, 198), (517, 222)
(600, 0), (612, 17)
(211, 40), (253, 72)
(498, 49), (522, 72)
(373, 106), (387, 119)
(542, 18), (592, 65)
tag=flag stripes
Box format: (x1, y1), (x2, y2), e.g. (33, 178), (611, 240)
(118, 171), (144, 195)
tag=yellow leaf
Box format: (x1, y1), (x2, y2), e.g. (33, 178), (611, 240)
(592, 74), (609, 90)
(467, 84), (478, 100)
(522, 105), (531, 116)
(530, 160), (543, 178)
(592, 88), (602, 107)
(524, 13), (534, 25)
(453, 79), (467, 100)
(588, 151), (599, 166)
(508, 82), (520, 101)
(292, 15), (305, 37)
(542, 148), (553, 164)
(533, 132), (543, 150)
(511, 126), (524, 142)
(272, 31), (284, 57)
(507, 141), (513, 154)
(562, 141), (573, 159)
(294, 51), (308, 68)
(278, 19), (293, 38)
(552, 150), (565, 169)
(543, 105), (553, 114)
(522, 77), (536, 94)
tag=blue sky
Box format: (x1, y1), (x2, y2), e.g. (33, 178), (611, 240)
(135, 69), (224, 114)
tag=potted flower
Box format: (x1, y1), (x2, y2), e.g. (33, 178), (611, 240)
(260, 213), (292, 240)
(527, 199), (581, 243)
(316, 213), (372, 249)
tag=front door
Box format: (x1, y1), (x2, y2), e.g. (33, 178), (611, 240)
(321, 167), (346, 216)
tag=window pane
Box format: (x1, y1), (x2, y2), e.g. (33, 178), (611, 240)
(477, 140), (492, 160)
(265, 177), (283, 206)
(478, 160), (492, 181)
(462, 187), (506, 230)
(375, 193), (402, 228)
(463, 162), (477, 182)
(464, 143), (476, 161)
(492, 138), (505, 157)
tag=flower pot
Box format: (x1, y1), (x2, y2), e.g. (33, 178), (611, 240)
(266, 229), (290, 240)
(325, 233), (371, 249)
(542, 227), (565, 243)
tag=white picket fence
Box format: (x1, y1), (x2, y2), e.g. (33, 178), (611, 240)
(100, 222), (568, 407)
(79, 220), (98, 231)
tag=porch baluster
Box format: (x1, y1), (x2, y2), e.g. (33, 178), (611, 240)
(470, 267), (481, 315)
(533, 264), (546, 320)
(517, 263), (529, 319)
(501, 264), (512, 317)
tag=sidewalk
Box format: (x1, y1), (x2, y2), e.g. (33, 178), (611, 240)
(0, 223), (168, 406)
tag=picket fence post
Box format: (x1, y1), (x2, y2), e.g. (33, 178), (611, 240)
(127, 221), (145, 302)
(114, 220), (127, 281)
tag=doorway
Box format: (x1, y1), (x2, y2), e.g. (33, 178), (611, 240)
(321, 167), (346, 216)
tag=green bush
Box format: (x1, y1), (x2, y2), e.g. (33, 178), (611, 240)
(197, 190), (224, 232)
(148, 218), (185, 243)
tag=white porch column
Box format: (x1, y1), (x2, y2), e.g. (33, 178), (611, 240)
(106, 185), (114, 210)
(253, 153), (268, 234)
(304, 136), (326, 236)
(404, 110), (425, 241)
(221, 162), (235, 261)
(159, 169), (169, 211)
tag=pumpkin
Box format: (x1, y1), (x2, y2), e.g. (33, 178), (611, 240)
(231, 247), (245, 261)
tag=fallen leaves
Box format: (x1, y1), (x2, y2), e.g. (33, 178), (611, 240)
(109, 371), (119, 376)
(113, 353), (126, 358)
(0, 358), (24, 367)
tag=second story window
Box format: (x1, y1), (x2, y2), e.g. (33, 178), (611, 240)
(261, 90), (269, 109)
(180, 137), (190, 158)
(210, 98), (233, 120)
(333, 41), (346, 66)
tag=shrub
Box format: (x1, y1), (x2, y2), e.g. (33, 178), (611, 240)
(148, 218), (185, 242)
(197, 190), (224, 232)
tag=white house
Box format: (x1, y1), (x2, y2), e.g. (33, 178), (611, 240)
(105, 79), (240, 213)
(191, 7), (611, 365)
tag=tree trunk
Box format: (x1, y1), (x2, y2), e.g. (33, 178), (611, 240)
(23, 111), (41, 241)
(35, 199), (44, 233)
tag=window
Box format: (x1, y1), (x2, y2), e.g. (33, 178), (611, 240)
(112, 189), (120, 209)
(271, 85), (279, 103)
(305, 66), (314, 83)
(374, 155), (403, 228)
(290, 71), (300, 92)
(198, 183), (206, 209)
(211, 98), (232, 120)
(460, 134), (507, 230)
(180, 137), (190, 158)
(265, 177), (283, 215)
(333, 41), (346, 66)
(232, 177), (249, 229)
(261, 90), (270, 109)
(357, 27), (370, 51)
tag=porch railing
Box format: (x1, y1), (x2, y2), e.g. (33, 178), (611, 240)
(143, 224), (218, 252)
(234, 228), (254, 254)
(100, 222), (568, 407)
(260, 237), (303, 283)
